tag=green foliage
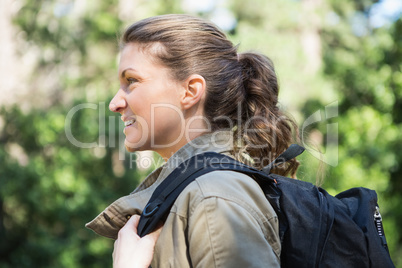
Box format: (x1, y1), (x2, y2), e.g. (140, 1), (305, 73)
(318, 2), (402, 266)
(1, 0), (140, 267)
(0, 103), (143, 267)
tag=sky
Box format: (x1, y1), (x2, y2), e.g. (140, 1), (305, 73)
(182, 0), (402, 31)
(369, 0), (402, 28)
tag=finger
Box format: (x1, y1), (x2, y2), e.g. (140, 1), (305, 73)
(112, 239), (118, 260)
(117, 214), (140, 240)
(122, 214), (141, 233)
(130, 214), (141, 233)
(144, 223), (163, 244)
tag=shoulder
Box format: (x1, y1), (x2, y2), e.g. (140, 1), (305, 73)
(169, 170), (281, 260)
(192, 170), (267, 205)
(172, 169), (277, 223)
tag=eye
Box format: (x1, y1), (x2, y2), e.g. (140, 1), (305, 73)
(127, 78), (138, 85)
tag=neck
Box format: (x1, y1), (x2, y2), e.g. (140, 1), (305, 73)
(156, 119), (210, 161)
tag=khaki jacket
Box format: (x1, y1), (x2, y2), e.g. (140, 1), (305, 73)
(86, 131), (281, 267)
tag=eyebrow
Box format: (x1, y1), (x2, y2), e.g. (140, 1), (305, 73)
(121, 68), (135, 79)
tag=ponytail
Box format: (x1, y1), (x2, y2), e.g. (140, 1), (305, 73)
(236, 52), (299, 177)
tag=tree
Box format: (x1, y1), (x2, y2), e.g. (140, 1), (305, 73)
(319, 0), (402, 265)
(0, 0), (141, 267)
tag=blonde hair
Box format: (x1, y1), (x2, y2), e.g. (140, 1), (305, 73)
(121, 14), (299, 177)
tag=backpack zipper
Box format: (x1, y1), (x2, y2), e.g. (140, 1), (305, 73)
(374, 206), (389, 251)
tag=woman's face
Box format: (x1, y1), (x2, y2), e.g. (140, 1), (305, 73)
(109, 43), (185, 155)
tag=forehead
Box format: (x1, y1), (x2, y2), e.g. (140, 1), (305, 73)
(119, 43), (146, 68)
(119, 43), (164, 69)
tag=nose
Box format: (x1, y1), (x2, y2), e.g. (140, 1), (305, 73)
(109, 89), (126, 113)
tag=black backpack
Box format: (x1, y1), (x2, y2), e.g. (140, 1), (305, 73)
(137, 144), (395, 267)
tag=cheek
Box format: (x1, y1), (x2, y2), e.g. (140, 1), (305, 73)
(152, 104), (183, 127)
(126, 93), (151, 118)
(124, 116), (149, 149)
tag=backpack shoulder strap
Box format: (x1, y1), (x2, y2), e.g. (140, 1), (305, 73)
(137, 145), (303, 237)
(137, 152), (267, 237)
(261, 144), (305, 174)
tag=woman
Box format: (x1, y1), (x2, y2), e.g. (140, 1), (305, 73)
(86, 14), (299, 267)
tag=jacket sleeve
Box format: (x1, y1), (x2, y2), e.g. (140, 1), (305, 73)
(187, 195), (280, 268)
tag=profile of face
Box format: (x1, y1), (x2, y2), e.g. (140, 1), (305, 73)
(109, 43), (186, 155)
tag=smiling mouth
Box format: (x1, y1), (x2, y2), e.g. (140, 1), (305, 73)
(124, 119), (135, 127)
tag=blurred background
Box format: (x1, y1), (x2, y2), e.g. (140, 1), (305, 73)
(0, 0), (401, 267)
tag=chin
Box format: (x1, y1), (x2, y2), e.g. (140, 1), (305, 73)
(124, 138), (149, 153)
(125, 145), (137, 153)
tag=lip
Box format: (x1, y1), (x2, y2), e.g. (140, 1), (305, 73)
(121, 116), (136, 127)
(124, 119), (135, 127)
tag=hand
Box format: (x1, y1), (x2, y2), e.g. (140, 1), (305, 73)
(113, 215), (162, 268)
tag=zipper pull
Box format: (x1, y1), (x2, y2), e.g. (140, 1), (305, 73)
(374, 206), (389, 251)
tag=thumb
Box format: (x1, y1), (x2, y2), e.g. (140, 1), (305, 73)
(144, 223), (163, 244)
(122, 214), (141, 234)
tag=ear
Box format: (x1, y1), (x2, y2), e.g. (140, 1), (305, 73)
(180, 74), (206, 110)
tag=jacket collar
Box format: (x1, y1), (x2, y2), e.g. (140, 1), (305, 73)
(85, 131), (233, 239)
